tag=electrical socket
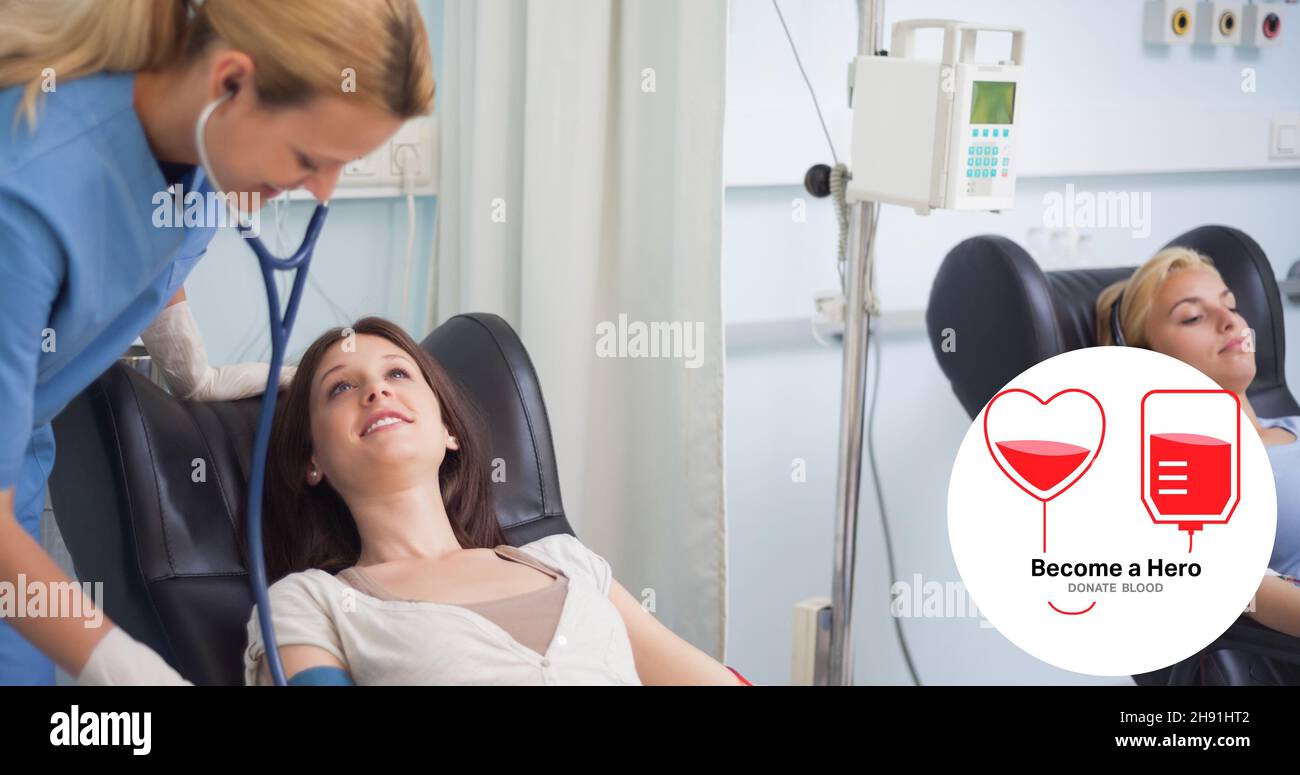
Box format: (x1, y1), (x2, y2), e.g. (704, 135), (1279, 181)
(331, 116), (438, 197)
(1270, 112), (1300, 160)
(1194, 1), (1242, 45)
(1241, 2), (1284, 47)
(1144, 0), (1198, 45)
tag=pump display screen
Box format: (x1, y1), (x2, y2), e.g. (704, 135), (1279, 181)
(970, 81), (1016, 124)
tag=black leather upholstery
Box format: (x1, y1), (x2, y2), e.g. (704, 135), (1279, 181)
(926, 224), (1300, 685)
(927, 225), (1299, 419)
(48, 312), (572, 685)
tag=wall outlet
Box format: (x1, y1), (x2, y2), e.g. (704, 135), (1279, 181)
(1241, 2), (1284, 47)
(1270, 113), (1300, 160)
(1195, 1), (1243, 44)
(330, 116), (439, 198)
(1145, 0), (1199, 44)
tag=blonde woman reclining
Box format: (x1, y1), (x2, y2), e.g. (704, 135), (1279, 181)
(1096, 247), (1300, 642)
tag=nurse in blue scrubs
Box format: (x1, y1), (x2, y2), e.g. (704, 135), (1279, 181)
(0, 0), (435, 684)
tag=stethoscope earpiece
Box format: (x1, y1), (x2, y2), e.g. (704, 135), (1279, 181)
(193, 89), (235, 196)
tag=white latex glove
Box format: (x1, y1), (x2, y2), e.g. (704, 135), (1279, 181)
(78, 626), (194, 686)
(140, 299), (297, 401)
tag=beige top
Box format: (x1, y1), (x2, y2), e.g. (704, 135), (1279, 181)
(335, 544), (568, 657)
(243, 532), (641, 685)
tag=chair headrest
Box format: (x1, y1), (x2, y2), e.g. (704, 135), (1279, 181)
(926, 225), (1298, 420)
(421, 313), (569, 543)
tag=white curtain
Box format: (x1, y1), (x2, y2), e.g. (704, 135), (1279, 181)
(430, 0), (730, 658)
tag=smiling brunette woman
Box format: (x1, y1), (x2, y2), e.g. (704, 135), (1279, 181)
(245, 317), (752, 685)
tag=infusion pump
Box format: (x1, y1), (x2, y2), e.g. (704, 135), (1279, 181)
(846, 19), (1025, 215)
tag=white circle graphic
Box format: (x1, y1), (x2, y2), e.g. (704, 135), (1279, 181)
(947, 346), (1277, 677)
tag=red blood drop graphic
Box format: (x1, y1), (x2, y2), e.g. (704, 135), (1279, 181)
(995, 439), (1091, 492)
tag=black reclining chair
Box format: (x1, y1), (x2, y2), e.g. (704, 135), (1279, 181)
(48, 313), (572, 686)
(926, 224), (1300, 686)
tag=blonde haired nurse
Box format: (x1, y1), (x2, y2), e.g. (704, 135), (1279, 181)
(0, 0), (435, 684)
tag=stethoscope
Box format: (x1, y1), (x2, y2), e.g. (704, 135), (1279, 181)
(195, 90), (328, 686)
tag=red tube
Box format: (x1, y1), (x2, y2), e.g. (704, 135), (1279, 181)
(727, 665), (754, 685)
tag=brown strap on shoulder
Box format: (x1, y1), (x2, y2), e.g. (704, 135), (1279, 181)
(337, 566), (401, 601)
(494, 545), (566, 580)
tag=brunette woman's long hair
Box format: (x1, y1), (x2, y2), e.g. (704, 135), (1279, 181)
(243, 317), (505, 582)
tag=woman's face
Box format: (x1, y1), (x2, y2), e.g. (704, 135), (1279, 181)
(1143, 268), (1255, 392)
(199, 51), (404, 206)
(306, 334), (457, 494)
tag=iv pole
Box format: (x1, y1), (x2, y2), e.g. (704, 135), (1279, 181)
(824, 0), (884, 687)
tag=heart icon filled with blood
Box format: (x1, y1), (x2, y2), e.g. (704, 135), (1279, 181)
(984, 388), (1106, 502)
(994, 439), (1092, 492)
(983, 388), (1106, 553)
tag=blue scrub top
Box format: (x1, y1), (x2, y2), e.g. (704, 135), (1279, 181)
(1260, 415), (1300, 578)
(0, 71), (217, 495)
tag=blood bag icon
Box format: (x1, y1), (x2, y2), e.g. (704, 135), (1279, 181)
(1140, 389), (1241, 551)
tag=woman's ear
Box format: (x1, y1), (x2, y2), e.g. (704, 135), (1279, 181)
(446, 429), (459, 451)
(208, 49), (256, 105)
(306, 456), (324, 487)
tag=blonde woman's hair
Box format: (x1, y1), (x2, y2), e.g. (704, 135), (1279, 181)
(1095, 246), (1221, 348)
(0, 0), (435, 131)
